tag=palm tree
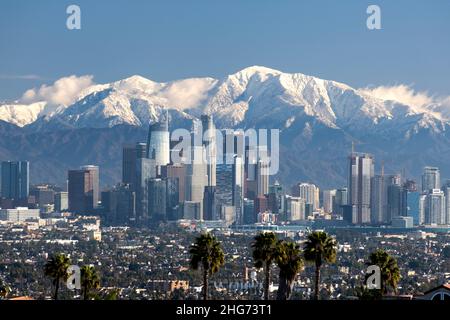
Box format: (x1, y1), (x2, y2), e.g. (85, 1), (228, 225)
(44, 253), (71, 300)
(274, 240), (304, 300)
(303, 231), (337, 300)
(251, 232), (277, 300)
(367, 249), (401, 296)
(189, 233), (225, 300)
(80, 265), (100, 300)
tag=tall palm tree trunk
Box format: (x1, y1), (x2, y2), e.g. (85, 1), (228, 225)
(264, 261), (270, 300)
(314, 265), (320, 300)
(276, 275), (286, 300)
(54, 277), (60, 300)
(286, 279), (294, 300)
(277, 276), (293, 300)
(203, 269), (208, 300)
(83, 287), (88, 300)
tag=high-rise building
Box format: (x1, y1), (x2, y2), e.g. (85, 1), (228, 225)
(419, 194), (426, 225)
(161, 164), (186, 203)
(148, 178), (167, 221)
(285, 196), (306, 221)
(122, 144), (136, 185)
(135, 158), (156, 222)
(232, 156), (245, 225)
(334, 188), (348, 215)
(146, 116), (170, 170)
(123, 140), (156, 223)
(203, 186), (217, 221)
(166, 177), (180, 220)
(386, 174), (402, 223)
(422, 166), (440, 192)
(424, 189), (446, 225)
(212, 155), (245, 223)
(185, 144), (207, 219)
(371, 174), (386, 224)
(256, 154), (269, 197)
(1, 161), (29, 201)
(404, 190), (420, 226)
(244, 146), (258, 201)
(402, 179), (420, 225)
(296, 183), (320, 211)
(342, 204), (353, 224)
(81, 165), (99, 208)
(243, 198), (255, 224)
(348, 152), (374, 224)
(268, 181), (284, 215)
(68, 166), (99, 214)
(122, 143), (147, 187)
(102, 184), (136, 224)
(215, 163), (233, 214)
(201, 115), (217, 187)
(323, 190), (336, 214)
(441, 180), (450, 225)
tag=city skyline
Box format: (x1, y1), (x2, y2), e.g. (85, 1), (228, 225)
(1, 114), (449, 228)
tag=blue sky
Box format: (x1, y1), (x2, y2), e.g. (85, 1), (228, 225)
(1, 0), (450, 101)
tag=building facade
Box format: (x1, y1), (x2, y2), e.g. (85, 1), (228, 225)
(348, 153), (374, 224)
(1, 161), (29, 201)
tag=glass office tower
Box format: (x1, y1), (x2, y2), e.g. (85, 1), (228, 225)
(1, 161), (29, 200)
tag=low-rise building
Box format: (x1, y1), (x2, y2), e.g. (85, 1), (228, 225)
(0, 207), (40, 222)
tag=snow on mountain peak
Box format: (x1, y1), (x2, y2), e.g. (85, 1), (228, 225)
(111, 75), (161, 93)
(234, 65), (282, 77)
(0, 67), (448, 133)
(0, 101), (48, 127)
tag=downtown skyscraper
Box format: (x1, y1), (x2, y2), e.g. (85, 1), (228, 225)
(201, 115), (217, 187)
(371, 172), (386, 224)
(295, 183), (319, 212)
(424, 189), (446, 225)
(146, 114), (170, 174)
(1, 161), (29, 201)
(68, 165), (99, 214)
(422, 166), (440, 192)
(348, 152), (374, 224)
(419, 166), (448, 226)
(185, 120), (208, 220)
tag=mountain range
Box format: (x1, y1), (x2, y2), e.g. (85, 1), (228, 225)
(1, 66), (450, 189)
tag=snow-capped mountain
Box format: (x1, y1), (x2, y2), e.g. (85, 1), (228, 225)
(0, 101), (48, 127)
(1, 66), (450, 188)
(1, 66), (449, 134)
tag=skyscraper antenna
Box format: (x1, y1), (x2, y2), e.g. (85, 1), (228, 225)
(381, 160), (384, 176)
(351, 141), (354, 154)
